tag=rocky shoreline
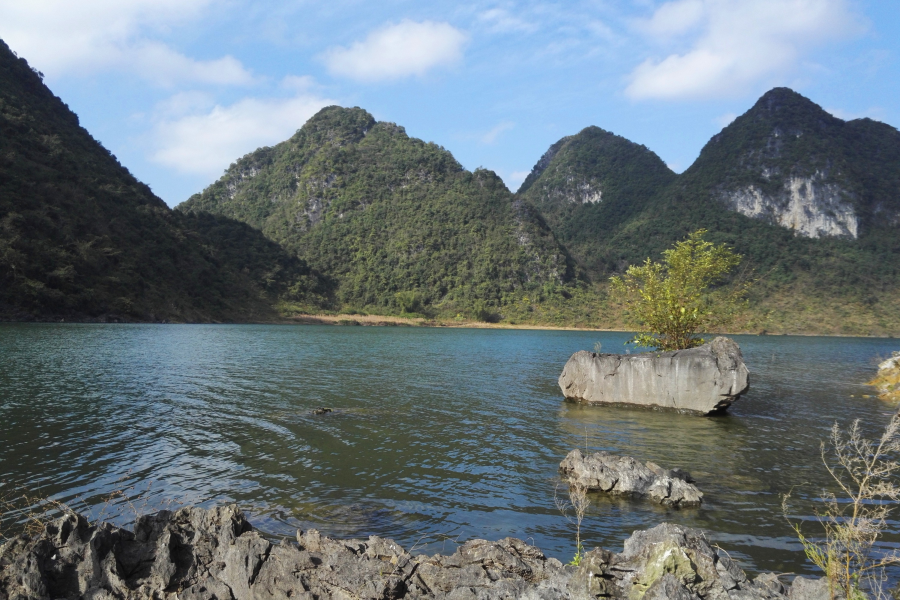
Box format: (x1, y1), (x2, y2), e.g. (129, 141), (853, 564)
(0, 505), (829, 600)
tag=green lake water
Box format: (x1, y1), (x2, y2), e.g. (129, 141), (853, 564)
(0, 323), (897, 576)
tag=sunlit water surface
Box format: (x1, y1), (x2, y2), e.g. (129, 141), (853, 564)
(1, 323), (897, 577)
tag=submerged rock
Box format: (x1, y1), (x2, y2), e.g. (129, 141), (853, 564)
(0, 505), (820, 599)
(558, 337), (750, 415)
(559, 449), (703, 507)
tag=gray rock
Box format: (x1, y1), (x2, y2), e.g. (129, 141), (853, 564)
(787, 576), (839, 600)
(559, 449), (703, 507)
(558, 336), (750, 414)
(0, 505), (825, 599)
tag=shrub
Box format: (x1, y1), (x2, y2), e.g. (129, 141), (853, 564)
(609, 229), (746, 351)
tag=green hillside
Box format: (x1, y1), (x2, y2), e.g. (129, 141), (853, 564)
(520, 88), (900, 335)
(517, 126), (676, 276)
(180, 106), (575, 318)
(4, 32), (897, 336)
(0, 39), (329, 322)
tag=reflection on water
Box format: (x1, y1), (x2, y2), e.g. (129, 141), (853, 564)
(0, 323), (897, 576)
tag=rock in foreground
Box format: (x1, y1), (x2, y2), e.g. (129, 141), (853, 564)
(0, 505), (825, 599)
(559, 449), (703, 507)
(558, 337), (750, 414)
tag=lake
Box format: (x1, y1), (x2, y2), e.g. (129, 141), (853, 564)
(0, 323), (897, 577)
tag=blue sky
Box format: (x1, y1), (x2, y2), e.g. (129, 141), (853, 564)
(1, 0), (897, 206)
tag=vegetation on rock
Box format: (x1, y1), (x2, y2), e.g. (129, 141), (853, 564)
(869, 353), (900, 402)
(610, 230), (746, 350)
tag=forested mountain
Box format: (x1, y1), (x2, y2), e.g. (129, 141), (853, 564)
(519, 88), (900, 334)
(684, 87), (900, 239)
(517, 126), (676, 275)
(180, 106), (574, 316)
(0, 39), (329, 322)
(3, 29), (897, 335)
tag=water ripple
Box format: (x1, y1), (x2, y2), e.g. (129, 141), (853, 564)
(1, 323), (897, 576)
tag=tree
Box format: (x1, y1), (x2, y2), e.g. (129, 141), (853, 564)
(609, 229), (745, 351)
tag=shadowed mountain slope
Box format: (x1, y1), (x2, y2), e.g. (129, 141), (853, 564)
(0, 39), (329, 322)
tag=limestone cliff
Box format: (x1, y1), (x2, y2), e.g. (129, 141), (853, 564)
(686, 87), (900, 240)
(721, 171), (858, 238)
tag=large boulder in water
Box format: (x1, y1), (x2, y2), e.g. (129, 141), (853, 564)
(558, 336), (750, 415)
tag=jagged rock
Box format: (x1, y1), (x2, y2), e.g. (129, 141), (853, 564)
(558, 337), (750, 414)
(0, 505), (824, 599)
(559, 449), (703, 507)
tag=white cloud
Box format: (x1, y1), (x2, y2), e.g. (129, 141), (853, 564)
(478, 9), (538, 34)
(481, 121), (515, 144)
(626, 0), (864, 100)
(714, 112), (737, 127)
(636, 0), (705, 38)
(0, 0), (253, 86)
(322, 20), (468, 83)
(151, 93), (335, 176)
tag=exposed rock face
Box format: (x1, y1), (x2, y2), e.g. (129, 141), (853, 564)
(721, 172), (858, 239)
(558, 337), (750, 415)
(559, 449), (703, 507)
(0, 505), (820, 599)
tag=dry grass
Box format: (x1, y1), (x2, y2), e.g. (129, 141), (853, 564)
(555, 482), (590, 566)
(287, 312), (615, 331)
(868, 356), (900, 403)
(783, 415), (900, 600)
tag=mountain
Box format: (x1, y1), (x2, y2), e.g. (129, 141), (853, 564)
(519, 88), (900, 335)
(684, 87), (900, 239)
(179, 106), (574, 317)
(0, 39), (329, 322)
(517, 126), (676, 275)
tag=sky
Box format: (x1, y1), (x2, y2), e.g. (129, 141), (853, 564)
(1, 0), (897, 207)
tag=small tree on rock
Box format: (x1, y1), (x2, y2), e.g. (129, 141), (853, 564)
(610, 229), (745, 351)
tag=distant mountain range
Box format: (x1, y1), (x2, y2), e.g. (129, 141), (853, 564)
(517, 87), (900, 334)
(2, 37), (898, 333)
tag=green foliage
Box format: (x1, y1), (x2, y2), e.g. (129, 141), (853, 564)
(394, 290), (423, 314)
(517, 126), (677, 278)
(610, 230), (744, 350)
(0, 39), (330, 322)
(180, 106), (576, 317)
(520, 88), (900, 335)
